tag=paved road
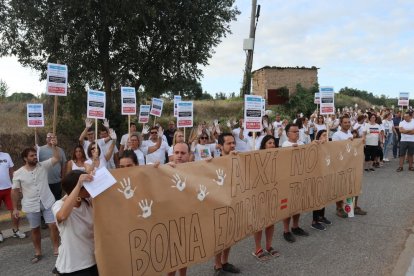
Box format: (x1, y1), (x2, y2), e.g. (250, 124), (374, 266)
(1, 158), (413, 276)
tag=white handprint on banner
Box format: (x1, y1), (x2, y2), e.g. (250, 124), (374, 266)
(354, 148), (358, 156)
(346, 143), (351, 153)
(171, 173), (186, 191)
(197, 185), (209, 201)
(213, 169), (226, 186)
(117, 177), (136, 199)
(339, 152), (344, 161)
(138, 199), (153, 218)
(325, 155), (331, 166)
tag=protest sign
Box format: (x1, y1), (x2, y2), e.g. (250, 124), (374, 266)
(94, 139), (364, 276)
(46, 63), (68, 96)
(150, 98), (164, 117)
(177, 101), (193, 128)
(319, 87), (335, 115)
(398, 92), (410, 107)
(138, 105), (151, 124)
(174, 95), (182, 117)
(244, 95), (263, 131)
(121, 87), (137, 115)
(87, 89), (106, 119)
(314, 92), (320, 104)
(27, 104), (44, 127)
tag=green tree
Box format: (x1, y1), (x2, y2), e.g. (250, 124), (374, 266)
(285, 84), (318, 117)
(0, 79), (8, 101)
(215, 92), (227, 100)
(0, 0), (239, 127)
(7, 92), (36, 102)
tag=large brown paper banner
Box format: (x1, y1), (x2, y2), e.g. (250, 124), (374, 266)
(94, 139), (364, 275)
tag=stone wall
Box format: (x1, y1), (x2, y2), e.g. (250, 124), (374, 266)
(252, 67), (318, 99)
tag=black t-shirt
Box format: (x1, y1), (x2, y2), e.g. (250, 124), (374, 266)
(164, 129), (176, 146)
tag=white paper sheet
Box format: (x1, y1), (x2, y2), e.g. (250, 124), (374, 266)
(83, 167), (116, 198)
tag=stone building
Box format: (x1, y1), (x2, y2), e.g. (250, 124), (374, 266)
(252, 66), (318, 105)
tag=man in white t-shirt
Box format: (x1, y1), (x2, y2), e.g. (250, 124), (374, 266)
(78, 119), (112, 160)
(99, 128), (119, 169)
(0, 145), (25, 242)
(142, 126), (169, 164)
(281, 123), (309, 243)
(232, 119), (250, 152)
(362, 114), (383, 171)
(332, 116), (367, 216)
(119, 122), (137, 157)
(397, 111), (414, 172)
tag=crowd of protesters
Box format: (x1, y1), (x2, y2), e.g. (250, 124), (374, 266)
(1, 104), (413, 275)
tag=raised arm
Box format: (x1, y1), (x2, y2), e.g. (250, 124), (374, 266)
(79, 119), (93, 146)
(55, 174), (93, 223)
(50, 136), (61, 166)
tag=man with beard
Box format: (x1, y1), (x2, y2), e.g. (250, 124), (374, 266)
(11, 138), (60, 263)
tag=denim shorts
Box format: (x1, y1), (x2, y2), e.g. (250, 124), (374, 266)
(25, 202), (55, 229)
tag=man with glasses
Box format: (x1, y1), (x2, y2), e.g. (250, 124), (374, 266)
(79, 119), (112, 160)
(38, 133), (67, 201)
(0, 144), (25, 242)
(119, 122), (137, 156)
(281, 123), (309, 243)
(142, 126), (169, 164)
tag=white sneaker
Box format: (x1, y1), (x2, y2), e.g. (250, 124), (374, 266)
(0, 232), (3, 242)
(12, 229), (26, 239)
(383, 158), (390, 162)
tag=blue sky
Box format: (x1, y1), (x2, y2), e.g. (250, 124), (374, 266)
(1, 0), (413, 98)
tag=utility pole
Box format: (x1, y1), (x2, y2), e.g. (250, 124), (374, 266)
(241, 0), (260, 96)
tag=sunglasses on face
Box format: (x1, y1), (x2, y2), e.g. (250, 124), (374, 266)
(200, 137), (208, 140)
(150, 132), (157, 134)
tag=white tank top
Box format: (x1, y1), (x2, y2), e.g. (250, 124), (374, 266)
(71, 161), (86, 172)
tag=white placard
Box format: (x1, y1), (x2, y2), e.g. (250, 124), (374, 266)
(319, 86), (335, 115)
(173, 95), (182, 117)
(138, 105), (151, 124)
(27, 104), (44, 127)
(83, 167), (117, 198)
(244, 95), (263, 131)
(87, 89), (106, 119)
(177, 101), (193, 128)
(121, 87), (136, 115)
(46, 63), (68, 96)
(398, 92), (410, 107)
(149, 98), (164, 117)
(314, 92), (320, 104)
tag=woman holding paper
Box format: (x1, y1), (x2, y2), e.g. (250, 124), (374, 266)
(52, 170), (97, 275)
